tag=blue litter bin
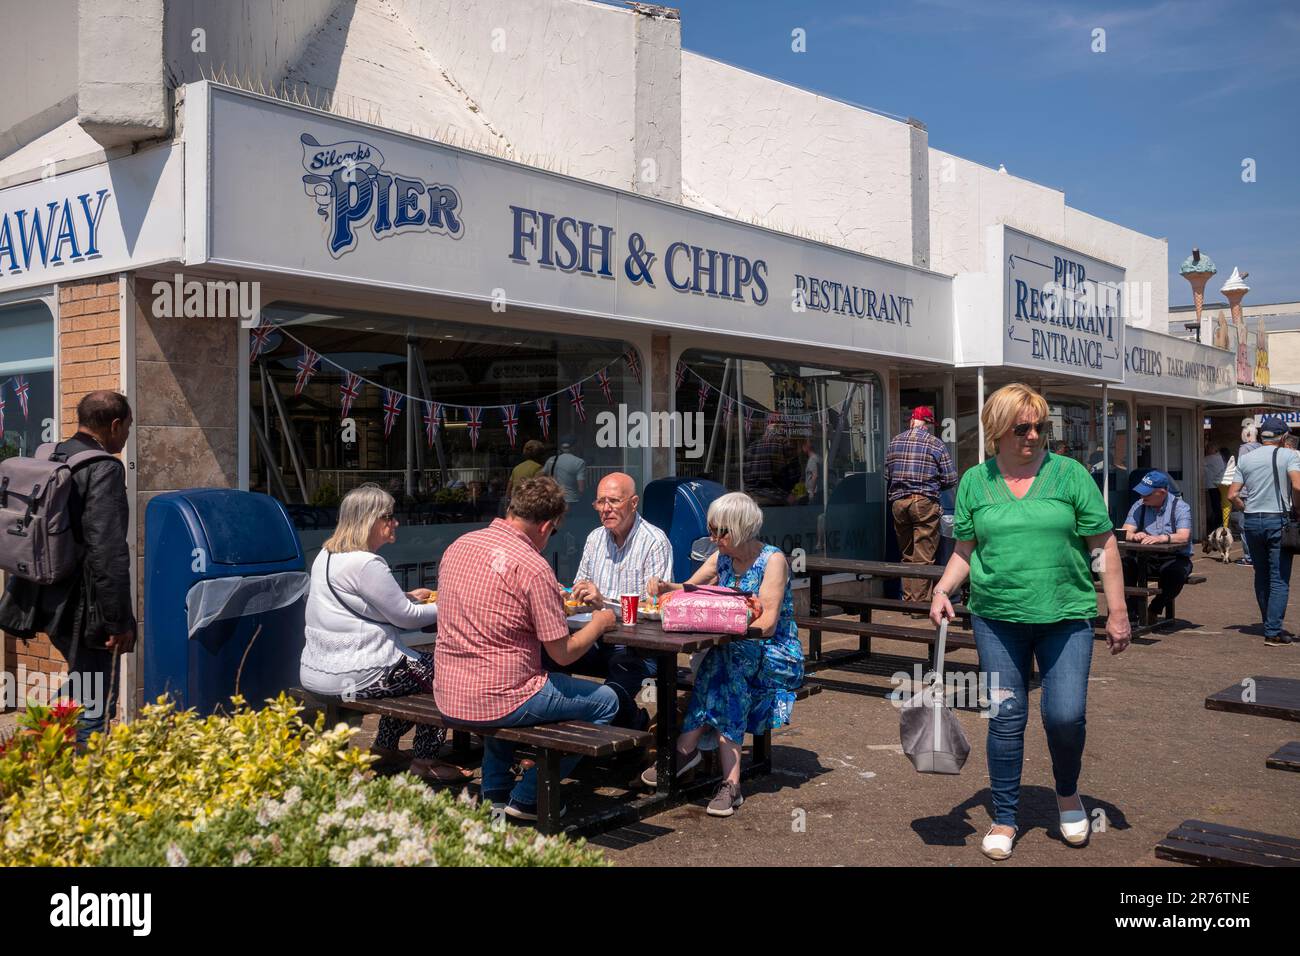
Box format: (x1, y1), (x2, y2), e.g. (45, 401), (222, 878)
(144, 490), (308, 714)
(641, 477), (726, 583)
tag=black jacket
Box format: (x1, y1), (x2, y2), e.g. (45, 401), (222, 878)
(0, 433), (135, 647)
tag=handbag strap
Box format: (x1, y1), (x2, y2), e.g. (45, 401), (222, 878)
(325, 552), (393, 628)
(1270, 447), (1294, 517)
(932, 618), (948, 682)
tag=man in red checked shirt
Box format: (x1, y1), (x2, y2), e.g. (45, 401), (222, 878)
(884, 406), (958, 604)
(434, 476), (620, 822)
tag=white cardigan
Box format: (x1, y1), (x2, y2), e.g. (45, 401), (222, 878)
(300, 549), (438, 696)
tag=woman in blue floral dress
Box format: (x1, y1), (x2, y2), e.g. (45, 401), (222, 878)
(643, 492), (804, 817)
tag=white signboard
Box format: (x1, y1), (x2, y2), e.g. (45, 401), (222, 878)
(1002, 227), (1126, 382)
(195, 84), (953, 364)
(0, 145), (184, 293)
(1123, 326), (1236, 401)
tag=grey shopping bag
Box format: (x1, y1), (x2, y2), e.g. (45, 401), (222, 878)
(899, 619), (971, 774)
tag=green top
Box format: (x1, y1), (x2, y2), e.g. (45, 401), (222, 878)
(953, 452), (1112, 624)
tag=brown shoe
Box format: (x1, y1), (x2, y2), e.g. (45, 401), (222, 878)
(369, 745), (411, 771)
(706, 780), (743, 817)
(409, 758), (474, 785)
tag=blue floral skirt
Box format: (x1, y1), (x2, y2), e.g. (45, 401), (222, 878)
(682, 639), (803, 746)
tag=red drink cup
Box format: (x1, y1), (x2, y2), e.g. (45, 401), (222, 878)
(619, 593), (639, 625)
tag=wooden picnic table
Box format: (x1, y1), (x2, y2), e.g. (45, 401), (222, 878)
(803, 556), (945, 670)
(1205, 676), (1300, 723)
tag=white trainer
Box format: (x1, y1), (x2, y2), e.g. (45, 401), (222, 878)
(981, 826), (1016, 861)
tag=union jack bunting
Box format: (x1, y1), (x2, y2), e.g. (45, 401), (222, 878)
(423, 401), (442, 446)
(500, 404), (520, 448)
(382, 389), (404, 439)
(294, 347), (321, 396)
(467, 406), (483, 450)
(742, 404), (756, 434)
(623, 348), (642, 384)
(567, 383), (587, 423)
(12, 376), (29, 418)
(675, 360), (687, 389)
(722, 394), (734, 420)
(595, 368), (615, 405)
(697, 381), (711, 411)
(534, 396), (552, 439)
(339, 372), (362, 420)
(0, 387), (5, 440)
(249, 326), (277, 363)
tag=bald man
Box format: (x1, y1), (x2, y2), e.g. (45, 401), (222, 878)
(562, 473), (673, 728)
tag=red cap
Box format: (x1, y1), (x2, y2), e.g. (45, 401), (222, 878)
(911, 406), (936, 423)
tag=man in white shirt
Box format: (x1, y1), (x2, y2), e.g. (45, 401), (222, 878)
(564, 472), (673, 728)
(1202, 444), (1228, 543)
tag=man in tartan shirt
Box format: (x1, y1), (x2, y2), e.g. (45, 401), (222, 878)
(884, 406), (957, 603)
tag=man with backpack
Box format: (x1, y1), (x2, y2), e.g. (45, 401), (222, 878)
(0, 390), (136, 742)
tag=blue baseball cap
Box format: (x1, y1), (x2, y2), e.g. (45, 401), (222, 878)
(1132, 471), (1172, 496)
(1259, 416), (1290, 441)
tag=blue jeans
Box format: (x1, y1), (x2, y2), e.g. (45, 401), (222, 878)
(1243, 514), (1294, 637)
(971, 616), (1094, 828)
(547, 642), (656, 728)
(467, 673), (619, 806)
(49, 633), (117, 746)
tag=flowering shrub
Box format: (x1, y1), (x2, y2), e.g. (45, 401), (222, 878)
(0, 700), (81, 798)
(1, 694), (371, 866)
(0, 694), (605, 867)
(101, 769), (605, 867)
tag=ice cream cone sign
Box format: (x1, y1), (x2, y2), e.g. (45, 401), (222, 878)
(1179, 248), (1217, 335)
(1221, 268), (1251, 384)
(1254, 317), (1270, 388)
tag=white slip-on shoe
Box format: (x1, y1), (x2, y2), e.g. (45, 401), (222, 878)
(1057, 793), (1090, 846)
(981, 826), (1016, 861)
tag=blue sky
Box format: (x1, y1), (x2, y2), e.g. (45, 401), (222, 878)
(631, 0), (1300, 307)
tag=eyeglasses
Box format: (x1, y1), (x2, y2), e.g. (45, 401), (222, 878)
(707, 525), (730, 539)
(593, 497), (629, 509)
(1011, 420), (1051, 438)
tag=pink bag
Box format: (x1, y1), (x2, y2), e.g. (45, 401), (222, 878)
(660, 585), (753, 635)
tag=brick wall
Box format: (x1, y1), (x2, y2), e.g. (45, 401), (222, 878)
(0, 277), (121, 711)
(59, 277), (121, 437)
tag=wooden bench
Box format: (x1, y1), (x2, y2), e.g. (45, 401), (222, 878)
(671, 670), (822, 772)
(1267, 742), (1300, 773)
(291, 687), (650, 835)
(1097, 574), (1206, 626)
(1155, 820), (1300, 867)
(795, 616), (977, 672)
(831, 595), (973, 624)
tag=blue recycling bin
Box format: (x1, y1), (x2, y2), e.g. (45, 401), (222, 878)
(641, 477), (726, 583)
(144, 489), (308, 714)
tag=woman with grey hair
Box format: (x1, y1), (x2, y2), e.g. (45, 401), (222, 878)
(302, 483), (470, 784)
(642, 492), (804, 816)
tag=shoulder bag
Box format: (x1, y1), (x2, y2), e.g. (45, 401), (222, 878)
(1271, 448), (1300, 554)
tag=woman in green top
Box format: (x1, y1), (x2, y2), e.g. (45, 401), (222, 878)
(929, 383), (1130, 861)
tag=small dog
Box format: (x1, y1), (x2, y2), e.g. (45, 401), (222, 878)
(1205, 525), (1234, 563)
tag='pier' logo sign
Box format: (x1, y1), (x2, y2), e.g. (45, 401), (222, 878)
(300, 133), (464, 258)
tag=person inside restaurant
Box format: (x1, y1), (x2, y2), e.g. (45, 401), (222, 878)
(1119, 470), (1193, 623)
(562, 472), (674, 729)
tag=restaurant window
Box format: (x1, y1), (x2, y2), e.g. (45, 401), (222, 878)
(675, 350), (885, 561)
(1048, 393), (1131, 527)
(0, 301), (55, 461)
(247, 303), (645, 584)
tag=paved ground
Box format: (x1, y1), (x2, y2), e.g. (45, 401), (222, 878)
(584, 547), (1299, 866)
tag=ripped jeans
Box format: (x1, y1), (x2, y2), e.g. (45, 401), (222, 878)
(971, 616), (1094, 829)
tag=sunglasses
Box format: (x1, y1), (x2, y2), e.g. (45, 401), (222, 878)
(1011, 420), (1050, 438)
(379, 513), (396, 522)
(707, 525), (730, 539)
